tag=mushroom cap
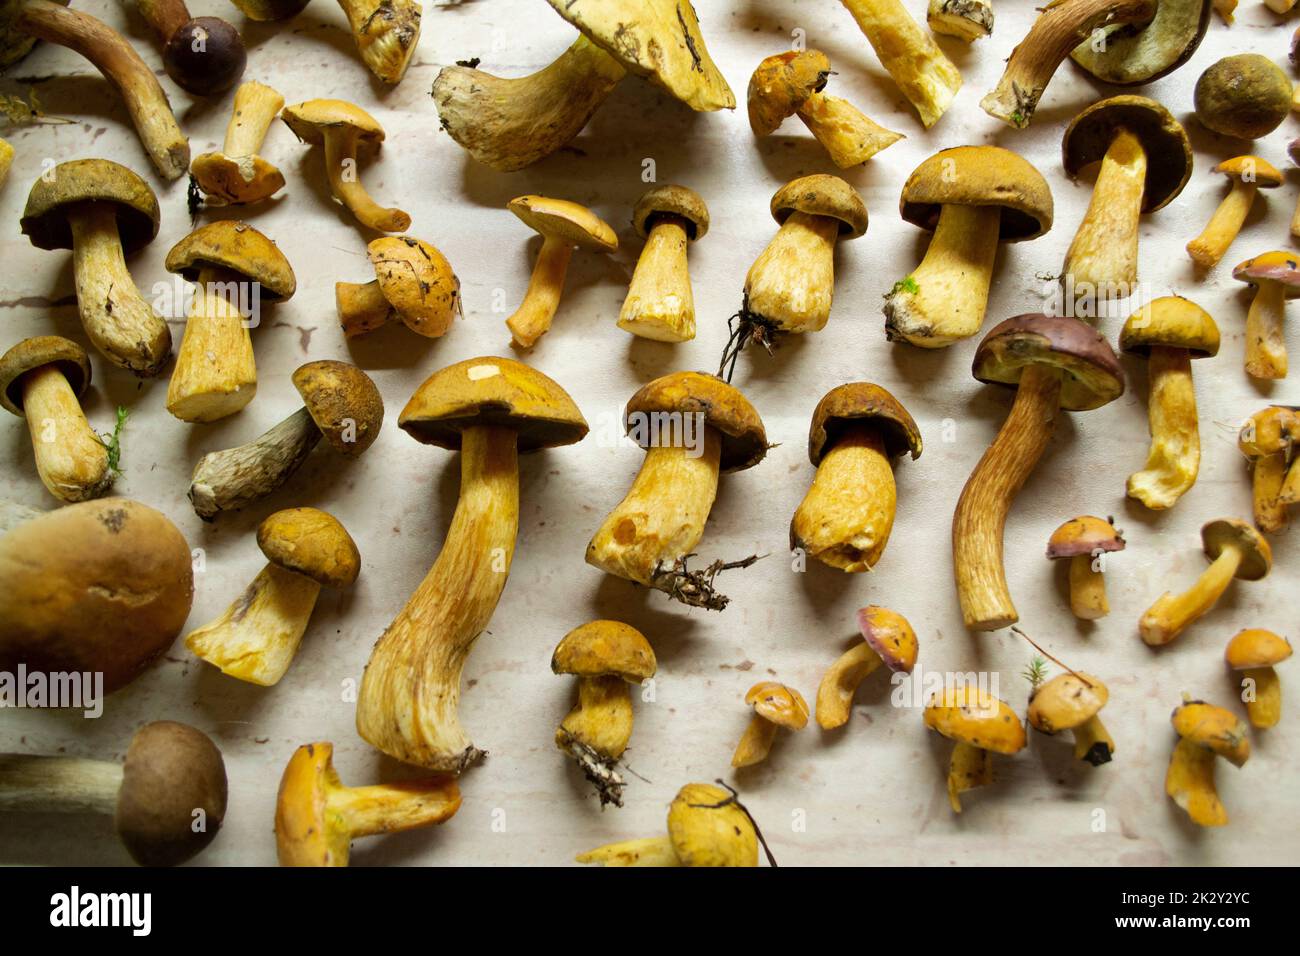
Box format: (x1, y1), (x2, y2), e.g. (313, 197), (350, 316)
(1028, 673), (1109, 734)
(291, 360), (383, 458)
(1215, 155), (1284, 188)
(1062, 95), (1192, 213)
(625, 371), (767, 473)
(972, 314), (1126, 412)
(632, 184), (709, 241)
(0, 498), (194, 694)
(1232, 251), (1300, 297)
(923, 687), (1026, 754)
(1225, 628), (1292, 670)
(1069, 0), (1211, 86)
(551, 620), (657, 682)
(807, 382), (922, 465)
(166, 220), (296, 300)
(1201, 517), (1271, 581)
(1119, 296), (1220, 358)
(281, 98), (385, 146)
(508, 195), (618, 252)
(0, 335), (91, 416)
(900, 146), (1054, 242)
(189, 151), (285, 206)
(1, 0), (43, 70)
(747, 49), (830, 135)
(1047, 515), (1126, 560)
(666, 783), (758, 867)
(856, 605), (918, 674)
(1194, 54), (1292, 140)
(1239, 405), (1299, 458)
(163, 17), (247, 97)
(1171, 700), (1250, 767)
(21, 158), (160, 254)
(116, 721), (228, 867)
(744, 681), (808, 729)
(367, 236), (460, 338)
(257, 507), (360, 589)
(771, 174), (867, 238)
(399, 356), (589, 453)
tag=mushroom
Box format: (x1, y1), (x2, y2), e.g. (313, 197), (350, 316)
(1027, 672), (1115, 765)
(790, 382), (922, 573)
(1069, 0), (1210, 85)
(356, 357), (588, 772)
(816, 606), (918, 730)
(1232, 251), (1299, 380)
(551, 620), (657, 807)
(1194, 54), (1292, 139)
(503, 195), (617, 349)
(884, 146), (1053, 349)
(336, 236), (460, 340)
(1289, 139), (1300, 240)
(586, 371), (767, 610)
(1059, 96), (1191, 304)
(1139, 518), (1272, 646)
(281, 99), (410, 233)
(1187, 157), (1282, 269)
(275, 741), (461, 867)
(923, 686), (1026, 813)
(188, 360), (383, 520)
(334, 0), (421, 84)
(1271, 0), (1298, 13)
(732, 682), (808, 767)
(0, 136), (12, 188)
(135, 0), (245, 95)
(837, 0), (962, 127)
(165, 220), (296, 423)
(225, 0), (309, 18)
(953, 315), (1125, 631)
(618, 185), (708, 343)
(0, 721), (226, 866)
(20, 158), (171, 377)
(1119, 296), (1220, 510)
(1238, 405), (1300, 533)
(981, 0), (1156, 128)
(927, 0), (993, 41)
(1166, 699), (1249, 827)
(746, 50), (903, 168)
(1046, 516), (1126, 621)
(1215, 0), (1237, 21)
(190, 80), (286, 206)
(1225, 629), (1292, 729)
(577, 782), (759, 867)
(185, 508), (360, 686)
(1, 0), (189, 178)
(0, 336), (110, 502)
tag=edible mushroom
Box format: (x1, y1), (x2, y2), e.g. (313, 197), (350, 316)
(1194, 54), (1292, 139)
(732, 682), (808, 768)
(336, 236), (460, 340)
(1238, 405), (1300, 532)
(135, 0), (245, 95)
(1232, 251), (1299, 380)
(1070, 0), (1210, 85)
(928, 0), (993, 41)
(1225, 629), (1292, 729)
(190, 80), (286, 206)
(1027, 671), (1115, 764)
(618, 185), (709, 343)
(1046, 516), (1126, 620)
(1187, 157), (1282, 269)
(924, 686), (1026, 812)
(577, 782), (759, 867)
(816, 606), (918, 729)
(1166, 699), (1249, 826)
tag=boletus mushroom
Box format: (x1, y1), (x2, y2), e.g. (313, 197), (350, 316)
(1194, 54), (1292, 139)
(1027, 672), (1115, 765)
(1046, 516), (1125, 621)
(135, 0), (246, 95)
(577, 782), (759, 867)
(356, 357), (588, 772)
(816, 606), (918, 729)
(1225, 629), (1292, 729)
(928, 0), (993, 41)
(1187, 157), (1282, 269)
(618, 185), (708, 343)
(1238, 405), (1300, 533)
(1070, 0), (1209, 85)
(334, 0), (421, 84)
(336, 236), (460, 340)
(190, 80), (286, 206)
(732, 682), (808, 768)
(1166, 699), (1249, 827)
(924, 686), (1026, 813)
(1232, 251), (1299, 381)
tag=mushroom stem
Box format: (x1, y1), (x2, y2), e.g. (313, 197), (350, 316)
(1128, 345), (1199, 509)
(744, 212), (840, 333)
(815, 643), (883, 729)
(166, 265), (258, 422)
(1252, 454), (1288, 532)
(1067, 554), (1108, 620)
(19, 365), (110, 502)
(188, 406), (322, 520)
(1062, 129), (1146, 299)
(0, 755), (122, 813)
(1244, 281), (1288, 380)
(337, 0), (421, 85)
(1241, 666), (1281, 728)
(1166, 737), (1227, 826)
(576, 836), (682, 867)
(325, 778), (456, 839)
(953, 364), (1062, 631)
(556, 676), (632, 805)
(322, 130), (410, 233)
(1291, 195), (1300, 240)
(1072, 715), (1115, 764)
(618, 216), (694, 342)
(732, 713), (779, 767)
(356, 425), (519, 771)
(506, 236), (573, 349)
(136, 0), (190, 40)
(223, 80), (283, 157)
(946, 740), (991, 813)
(790, 426), (896, 572)
(795, 91), (903, 167)
(1139, 546), (1242, 646)
(336, 280), (393, 338)
(1187, 179), (1256, 268)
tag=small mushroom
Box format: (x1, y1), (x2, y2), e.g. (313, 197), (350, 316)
(1238, 405), (1300, 532)
(20, 158), (170, 376)
(1166, 699), (1249, 827)
(281, 99), (410, 233)
(577, 782), (759, 867)
(924, 686), (1026, 813)
(135, 0), (245, 95)
(275, 741), (460, 867)
(335, 0), (421, 84)
(884, 146), (1053, 348)
(185, 508), (360, 686)
(336, 236), (460, 340)
(1226, 629), (1292, 729)
(1187, 157), (1283, 269)
(1046, 516), (1126, 621)
(504, 195), (617, 349)
(188, 360), (383, 520)
(1027, 672), (1115, 765)
(927, 0), (993, 41)
(816, 606), (918, 729)
(551, 620), (657, 807)
(190, 80), (286, 206)
(1069, 0), (1210, 84)
(732, 682), (808, 767)
(165, 220), (296, 422)
(791, 383), (922, 573)
(1194, 54), (1292, 139)
(1232, 251), (1299, 380)
(1119, 296), (1220, 510)
(0, 721), (226, 866)
(1140, 518), (1272, 646)
(617, 185), (709, 343)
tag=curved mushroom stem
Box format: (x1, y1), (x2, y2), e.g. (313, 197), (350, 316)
(68, 202), (171, 377)
(795, 92), (903, 167)
(732, 714), (778, 768)
(15, 0), (189, 179)
(1244, 282), (1288, 380)
(1067, 554), (1108, 620)
(224, 80), (283, 158)
(1062, 130), (1146, 303)
(618, 216), (695, 342)
(506, 235), (573, 349)
(19, 365), (110, 502)
(744, 212), (841, 333)
(356, 425), (519, 771)
(946, 740), (991, 813)
(166, 265), (258, 422)
(0, 755), (122, 813)
(1128, 346), (1199, 510)
(577, 836), (682, 867)
(556, 676), (632, 807)
(1139, 545), (1243, 646)
(953, 364), (1062, 631)
(1240, 666), (1281, 728)
(1072, 715), (1115, 764)
(188, 406), (322, 520)
(791, 426), (896, 572)
(1250, 452), (1289, 532)
(1166, 738), (1227, 826)
(1187, 179), (1256, 269)
(336, 280), (392, 338)
(322, 129), (410, 233)
(884, 203), (1001, 348)
(815, 643), (883, 729)
(337, 0), (421, 84)
(928, 0), (994, 41)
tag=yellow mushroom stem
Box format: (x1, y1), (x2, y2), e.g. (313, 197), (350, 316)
(0, 138), (14, 188)
(732, 714), (779, 767)
(840, 0), (961, 128)
(576, 837), (682, 867)
(1166, 738), (1227, 827)
(506, 235), (574, 349)
(1187, 179), (1257, 268)
(618, 215), (694, 342)
(1291, 194), (1300, 240)
(1243, 281), (1288, 380)
(953, 364), (1062, 631)
(336, 279), (392, 338)
(356, 425), (519, 771)
(1139, 545), (1243, 646)
(790, 425), (896, 572)
(322, 129), (410, 233)
(1067, 554), (1108, 620)
(19, 365), (110, 502)
(1250, 453), (1288, 532)
(68, 202), (171, 377)
(1071, 715), (1115, 764)
(556, 676), (632, 801)
(184, 563), (322, 686)
(794, 91), (903, 167)
(947, 741), (991, 813)
(884, 203), (1001, 348)
(1279, 455), (1300, 505)
(815, 643), (883, 729)
(338, 0), (420, 85)
(1240, 666), (1282, 728)
(166, 266), (258, 423)
(744, 212), (840, 333)
(223, 81), (282, 159)
(1128, 346), (1199, 510)
(1062, 130), (1147, 300)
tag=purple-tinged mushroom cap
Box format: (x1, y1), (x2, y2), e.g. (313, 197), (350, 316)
(856, 605), (918, 674)
(1046, 515), (1126, 560)
(1233, 251), (1300, 297)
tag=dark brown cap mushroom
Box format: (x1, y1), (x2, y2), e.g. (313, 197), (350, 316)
(135, 0), (246, 95)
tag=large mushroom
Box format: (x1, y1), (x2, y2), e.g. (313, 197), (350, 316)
(1069, 0), (1210, 85)
(356, 357), (588, 772)
(1225, 629), (1292, 729)
(618, 185), (709, 343)
(135, 0), (246, 95)
(924, 686), (1026, 813)
(1232, 251), (1299, 381)
(1238, 405), (1300, 533)
(816, 606), (918, 730)
(336, 236), (460, 340)
(1186, 157), (1282, 270)
(1046, 516), (1125, 621)
(190, 80), (286, 206)
(1166, 699), (1249, 827)
(1027, 672), (1115, 765)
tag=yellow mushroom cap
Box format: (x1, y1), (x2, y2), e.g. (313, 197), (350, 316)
(21, 158), (160, 254)
(292, 360), (383, 457)
(1028, 673), (1108, 734)
(744, 682), (809, 730)
(856, 605), (918, 674)
(257, 508), (360, 589)
(1062, 95), (1192, 213)
(771, 174), (867, 238)
(1171, 700), (1251, 767)
(900, 146), (1054, 241)
(190, 151), (285, 205)
(1215, 155), (1283, 187)
(1233, 251), (1300, 297)
(1046, 515), (1126, 560)
(807, 382), (922, 465)
(632, 184), (709, 241)
(1201, 518), (1272, 581)
(1119, 296), (1220, 358)
(508, 195), (618, 252)
(166, 220), (296, 301)
(666, 783), (758, 867)
(924, 687), (1027, 754)
(551, 620), (657, 682)
(0, 335), (91, 416)
(747, 50), (830, 135)
(625, 371), (768, 473)
(1239, 406), (1299, 458)
(367, 236), (460, 338)
(1225, 629), (1293, 670)
(281, 99), (386, 146)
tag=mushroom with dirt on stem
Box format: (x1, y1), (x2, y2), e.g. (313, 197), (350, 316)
(1028, 672), (1115, 765)
(334, 0), (421, 84)
(336, 236), (460, 340)
(732, 682), (808, 768)
(1232, 251), (1300, 381)
(816, 606), (918, 729)
(1187, 157), (1282, 269)
(1225, 629), (1292, 729)
(928, 0), (993, 41)
(1069, 0), (1210, 85)
(1238, 405), (1300, 533)
(190, 81), (286, 206)
(924, 686), (1026, 813)
(618, 185), (708, 344)
(1166, 698), (1249, 827)
(135, 0), (245, 95)
(1046, 516), (1126, 621)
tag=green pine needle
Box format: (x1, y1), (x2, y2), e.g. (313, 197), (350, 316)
(891, 276), (919, 296)
(98, 406), (129, 479)
(1021, 655), (1049, 691)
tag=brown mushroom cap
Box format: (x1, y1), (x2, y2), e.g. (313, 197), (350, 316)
(856, 605), (918, 674)
(1239, 406), (1299, 458)
(166, 220), (296, 300)
(291, 360), (383, 458)
(771, 174), (867, 238)
(21, 158), (160, 254)
(807, 382), (922, 465)
(1028, 673), (1108, 734)
(257, 507), (360, 589)
(368, 236), (460, 337)
(1225, 629), (1292, 670)
(115, 721), (228, 867)
(508, 195), (618, 252)
(625, 371), (767, 473)
(1172, 700), (1250, 767)
(551, 620), (657, 682)
(281, 99), (385, 146)
(747, 49), (830, 136)
(972, 314), (1126, 412)
(900, 146), (1054, 241)
(1120, 296), (1220, 358)
(1201, 518), (1271, 581)
(923, 687), (1026, 754)
(1215, 155), (1284, 188)
(1233, 251), (1300, 298)
(0, 335), (91, 416)
(399, 356), (589, 453)
(744, 681), (808, 729)
(666, 782), (758, 867)
(632, 185), (709, 241)
(1047, 515), (1126, 560)
(1062, 95), (1192, 213)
